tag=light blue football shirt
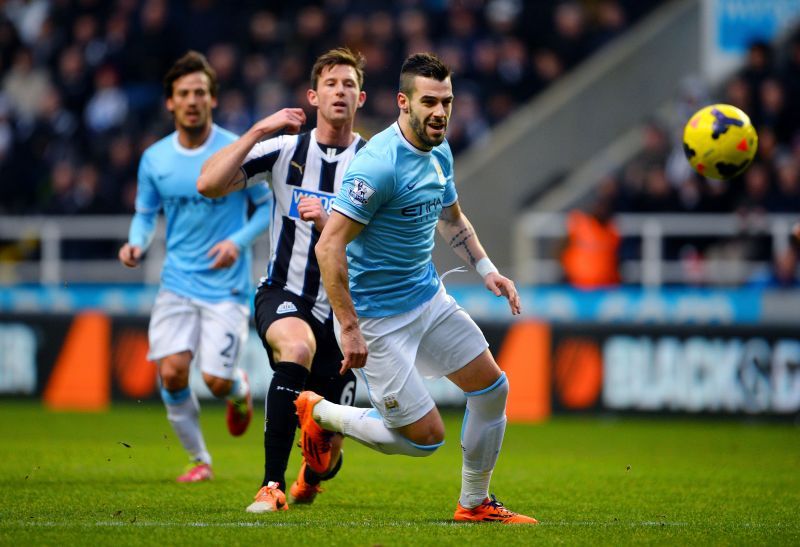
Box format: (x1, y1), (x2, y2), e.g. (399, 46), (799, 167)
(332, 122), (458, 317)
(129, 124), (271, 305)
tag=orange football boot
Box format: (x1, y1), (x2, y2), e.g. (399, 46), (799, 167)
(294, 391), (333, 474)
(288, 461), (322, 504)
(454, 495), (538, 524)
(245, 482), (289, 513)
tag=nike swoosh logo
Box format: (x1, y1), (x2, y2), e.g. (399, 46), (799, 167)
(407, 181), (419, 190)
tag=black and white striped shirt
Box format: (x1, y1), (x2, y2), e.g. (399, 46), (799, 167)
(242, 129), (366, 322)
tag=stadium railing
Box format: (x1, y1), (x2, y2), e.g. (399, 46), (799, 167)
(0, 213), (795, 287)
(0, 215), (269, 285)
(513, 211), (798, 286)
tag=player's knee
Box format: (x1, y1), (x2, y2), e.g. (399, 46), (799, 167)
(159, 353), (191, 390)
(401, 435), (444, 457)
(160, 367), (187, 391)
(406, 422), (446, 448)
(274, 340), (314, 368)
(465, 372), (508, 417)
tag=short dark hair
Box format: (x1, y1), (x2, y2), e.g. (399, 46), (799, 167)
(399, 52), (451, 97)
(163, 50), (218, 99)
(310, 47), (366, 90)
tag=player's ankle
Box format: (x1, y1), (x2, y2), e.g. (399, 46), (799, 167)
(313, 399), (346, 431)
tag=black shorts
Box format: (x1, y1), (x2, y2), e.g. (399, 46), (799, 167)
(254, 284), (356, 406)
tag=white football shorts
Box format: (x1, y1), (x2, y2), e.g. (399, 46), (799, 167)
(147, 289), (249, 380)
(335, 283), (488, 428)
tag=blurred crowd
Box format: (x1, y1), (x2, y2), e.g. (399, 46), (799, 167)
(0, 0), (664, 217)
(610, 37), (800, 219)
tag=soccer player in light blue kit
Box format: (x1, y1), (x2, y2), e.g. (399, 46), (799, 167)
(118, 51), (271, 483)
(297, 53), (537, 523)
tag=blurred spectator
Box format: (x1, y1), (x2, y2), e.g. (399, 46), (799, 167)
(589, 0), (628, 49)
(35, 85), (79, 165)
(2, 47), (50, 122)
(736, 161), (772, 217)
(769, 156), (800, 212)
(739, 41), (774, 107)
(723, 74), (753, 116)
(56, 45), (91, 115)
(3, 0), (49, 46)
(756, 77), (793, 143)
(84, 64), (128, 134)
(125, 0), (178, 83)
(549, 1), (591, 70)
(43, 159), (78, 214)
(636, 164), (681, 212)
(561, 182), (621, 289)
(101, 133), (136, 209)
(216, 89), (251, 136)
(748, 247), (800, 289)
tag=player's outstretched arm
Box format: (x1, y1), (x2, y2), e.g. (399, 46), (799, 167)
(315, 211), (368, 373)
(438, 202), (521, 315)
(197, 108), (306, 198)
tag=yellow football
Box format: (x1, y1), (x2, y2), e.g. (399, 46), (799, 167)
(682, 103), (758, 180)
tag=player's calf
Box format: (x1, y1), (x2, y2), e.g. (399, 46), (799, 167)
(299, 392), (444, 458)
(225, 369), (253, 436)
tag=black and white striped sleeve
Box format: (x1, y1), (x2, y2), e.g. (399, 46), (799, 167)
(241, 136), (284, 187)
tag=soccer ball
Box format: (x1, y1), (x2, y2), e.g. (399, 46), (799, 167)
(682, 104), (758, 180)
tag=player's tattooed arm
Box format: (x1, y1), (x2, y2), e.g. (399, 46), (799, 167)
(229, 167), (247, 190)
(439, 203), (521, 314)
(437, 202), (487, 267)
(448, 227), (477, 265)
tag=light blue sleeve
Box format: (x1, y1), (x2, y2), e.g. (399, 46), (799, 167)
(332, 149), (395, 224)
(228, 183), (272, 249)
(129, 151), (161, 250)
(128, 211), (157, 250)
(439, 141), (458, 206)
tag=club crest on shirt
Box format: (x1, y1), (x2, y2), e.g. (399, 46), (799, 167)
(276, 301), (297, 314)
(348, 178), (375, 206)
(383, 394), (400, 413)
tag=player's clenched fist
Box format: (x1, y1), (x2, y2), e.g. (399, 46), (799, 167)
(208, 240), (240, 269)
(118, 243), (142, 268)
(254, 108), (306, 137)
(298, 196), (329, 232)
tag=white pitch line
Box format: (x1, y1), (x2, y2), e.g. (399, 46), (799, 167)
(13, 520), (792, 529)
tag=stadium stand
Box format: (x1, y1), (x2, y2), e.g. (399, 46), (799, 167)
(0, 0), (665, 218)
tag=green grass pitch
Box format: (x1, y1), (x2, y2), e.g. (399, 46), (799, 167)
(0, 400), (798, 545)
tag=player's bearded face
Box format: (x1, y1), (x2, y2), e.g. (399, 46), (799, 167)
(313, 64), (364, 125)
(167, 72), (216, 133)
(407, 77), (453, 148)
